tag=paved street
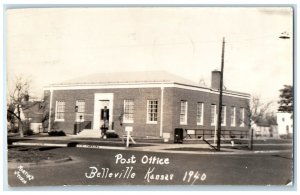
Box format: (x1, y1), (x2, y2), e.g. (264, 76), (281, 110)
(7, 146), (293, 187)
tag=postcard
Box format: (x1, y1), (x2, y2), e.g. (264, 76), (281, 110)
(5, 6), (294, 188)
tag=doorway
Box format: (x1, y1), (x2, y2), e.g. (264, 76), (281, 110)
(93, 93), (114, 130)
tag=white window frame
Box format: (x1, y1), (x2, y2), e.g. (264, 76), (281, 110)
(211, 104), (217, 126)
(55, 101), (65, 122)
(240, 107), (245, 127)
(196, 102), (204, 125)
(221, 105), (226, 126)
(75, 100), (85, 122)
(230, 106), (236, 127)
(123, 99), (134, 123)
(147, 100), (158, 124)
(180, 100), (188, 125)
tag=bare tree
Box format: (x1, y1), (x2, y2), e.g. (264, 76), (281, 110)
(7, 76), (31, 137)
(248, 96), (273, 127)
(243, 95), (273, 149)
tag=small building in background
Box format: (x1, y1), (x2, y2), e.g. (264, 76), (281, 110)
(21, 101), (45, 134)
(277, 112), (293, 138)
(253, 121), (279, 139)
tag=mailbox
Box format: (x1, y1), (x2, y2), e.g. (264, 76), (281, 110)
(174, 128), (183, 143)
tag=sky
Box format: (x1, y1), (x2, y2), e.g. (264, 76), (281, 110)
(6, 7), (293, 111)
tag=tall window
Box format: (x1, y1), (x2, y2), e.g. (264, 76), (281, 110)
(123, 100), (134, 123)
(147, 100), (158, 123)
(240, 107), (245, 127)
(211, 104), (217, 126)
(55, 101), (65, 121)
(230, 106), (236, 126)
(221, 105), (226, 126)
(180, 100), (188, 125)
(75, 100), (85, 122)
(197, 102), (204, 125)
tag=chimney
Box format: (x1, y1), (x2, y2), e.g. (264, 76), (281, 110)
(211, 70), (221, 90)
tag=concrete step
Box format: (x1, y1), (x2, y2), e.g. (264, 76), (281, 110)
(76, 129), (101, 137)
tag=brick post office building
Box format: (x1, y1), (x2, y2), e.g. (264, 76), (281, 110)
(43, 71), (250, 139)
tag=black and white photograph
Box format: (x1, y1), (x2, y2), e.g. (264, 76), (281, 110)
(4, 5), (294, 189)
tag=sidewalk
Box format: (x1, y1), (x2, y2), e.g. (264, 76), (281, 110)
(7, 135), (292, 155)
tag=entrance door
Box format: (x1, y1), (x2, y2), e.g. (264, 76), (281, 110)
(93, 93), (114, 130)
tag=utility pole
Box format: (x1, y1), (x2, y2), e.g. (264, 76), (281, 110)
(217, 37), (225, 151)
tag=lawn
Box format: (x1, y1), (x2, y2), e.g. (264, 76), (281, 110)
(8, 146), (71, 164)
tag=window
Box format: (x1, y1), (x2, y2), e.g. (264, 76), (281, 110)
(240, 107), (245, 127)
(230, 106), (236, 126)
(221, 105), (226, 126)
(282, 118), (285, 122)
(123, 100), (134, 123)
(211, 104), (217, 126)
(197, 102), (204, 125)
(55, 101), (65, 121)
(180, 101), (188, 125)
(75, 100), (85, 122)
(147, 100), (158, 123)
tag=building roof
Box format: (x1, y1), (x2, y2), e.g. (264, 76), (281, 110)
(47, 71), (250, 98)
(256, 119), (277, 127)
(53, 71), (203, 87)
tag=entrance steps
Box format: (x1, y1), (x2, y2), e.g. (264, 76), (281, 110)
(75, 129), (101, 138)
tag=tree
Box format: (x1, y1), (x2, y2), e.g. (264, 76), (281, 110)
(247, 96), (273, 126)
(7, 103), (16, 132)
(40, 95), (58, 132)
(7, 76), (31, 137)
(265, 112), (277, 125)
(278, 85), (293, 113)
(243, 95), (273, 149)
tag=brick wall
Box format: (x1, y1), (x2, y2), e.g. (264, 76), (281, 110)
(48, 88), (162, 137)
(169, 88), (249, 138)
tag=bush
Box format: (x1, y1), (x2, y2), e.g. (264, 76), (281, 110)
(7, 124), (19, 133)
(106, 132), (119, 138)
(24, 129), (34, 136)
(48, 130), (66, 136)
(22, 121), (34, 136)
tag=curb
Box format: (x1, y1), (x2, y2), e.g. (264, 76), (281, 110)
(76, 144), (127, 150)
(12, 142), (68, 147)
(9, 141), (292, 155)
(129, 147), (292, 155)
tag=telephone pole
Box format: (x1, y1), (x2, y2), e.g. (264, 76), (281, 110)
(217, 37), (225, 151)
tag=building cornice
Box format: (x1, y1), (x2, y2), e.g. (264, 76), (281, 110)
(43, 82), (250, 99)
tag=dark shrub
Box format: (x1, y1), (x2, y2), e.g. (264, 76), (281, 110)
(67, 142), (78, 147)
(24, 129), (34, 136)
(48, 130), (66, 136)
(22, 121), (34, 136)
(106, 132), (119, 138)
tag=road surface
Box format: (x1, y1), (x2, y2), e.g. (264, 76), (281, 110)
(7, 146), (293, 187)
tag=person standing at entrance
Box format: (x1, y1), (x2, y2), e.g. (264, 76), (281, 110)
(100, 106), (109, 139)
